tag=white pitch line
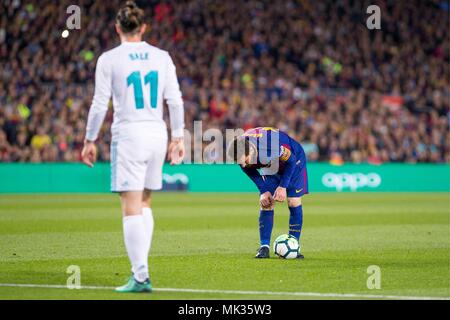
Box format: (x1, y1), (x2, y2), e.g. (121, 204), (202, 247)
(0, 283), (448, 300)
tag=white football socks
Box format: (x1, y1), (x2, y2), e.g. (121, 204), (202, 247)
(122, 215), (148, 282)
(128, 207), (154, 280)
(142, 207), (154, 255)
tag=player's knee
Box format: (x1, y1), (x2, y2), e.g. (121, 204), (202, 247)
(287, 197), (302, 208)
(260, 204), (275, 211)
(120, 191), (144, 215)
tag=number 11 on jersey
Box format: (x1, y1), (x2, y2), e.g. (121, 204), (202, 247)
(127, 71), (158, 109)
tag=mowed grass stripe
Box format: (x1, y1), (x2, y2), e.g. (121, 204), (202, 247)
(0, 193), (448, 299)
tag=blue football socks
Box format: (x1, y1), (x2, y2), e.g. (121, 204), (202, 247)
(288, 205), (303, 241)
(259, 210), (274, 247)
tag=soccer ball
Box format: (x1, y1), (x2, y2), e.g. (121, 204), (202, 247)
(273, 234), (299, 259)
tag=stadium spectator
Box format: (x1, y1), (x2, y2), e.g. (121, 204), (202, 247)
(0, 0), (448, 164)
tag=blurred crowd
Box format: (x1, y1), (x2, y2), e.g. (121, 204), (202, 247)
(0, 0), (449, 164)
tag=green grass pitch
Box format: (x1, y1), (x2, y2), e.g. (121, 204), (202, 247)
(0, 192), (448, 300)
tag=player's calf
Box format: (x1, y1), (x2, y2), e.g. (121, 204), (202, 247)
(287, 197), (304, 258)
(257, 192), (274, 258)
(119, 191), (151, 286)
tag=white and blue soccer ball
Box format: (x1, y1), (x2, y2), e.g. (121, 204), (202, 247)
(273, 234), (300, 259)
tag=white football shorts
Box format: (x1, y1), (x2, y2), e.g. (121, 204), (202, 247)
(110, 122), (168, 192)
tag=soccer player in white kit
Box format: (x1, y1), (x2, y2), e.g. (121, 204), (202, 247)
(81, 1), (185, 293)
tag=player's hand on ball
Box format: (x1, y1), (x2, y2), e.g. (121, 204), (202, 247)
(81, 140), (97, 168)
(260, 191), (274, 208)
(273, 187), (287, 202)
(168, 138), (185, 165)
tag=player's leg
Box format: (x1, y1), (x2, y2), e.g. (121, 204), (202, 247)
(142, 189), (154, 257)
(120, 191), (149, 281)
(286, 197), (304, 259)
(141, 134), (167, 259)
(115, 191), (152, 292)
(112, 139), (151, 293)
(128, 189), (153, 275)
(255, 175), (279, 258)
(286, 163), (309, 259)
(256, 200), (275, 258)
(287, 197), (303, 242)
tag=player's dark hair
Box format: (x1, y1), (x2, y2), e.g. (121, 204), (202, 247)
(116, 1), (145, 34)
(227, 137), (252, 162)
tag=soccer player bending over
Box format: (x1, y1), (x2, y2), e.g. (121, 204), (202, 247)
(227, 127), (308, 259)
(81, 1), (185, 292)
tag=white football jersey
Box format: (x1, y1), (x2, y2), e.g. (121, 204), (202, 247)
(85, 41), (184, 141)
